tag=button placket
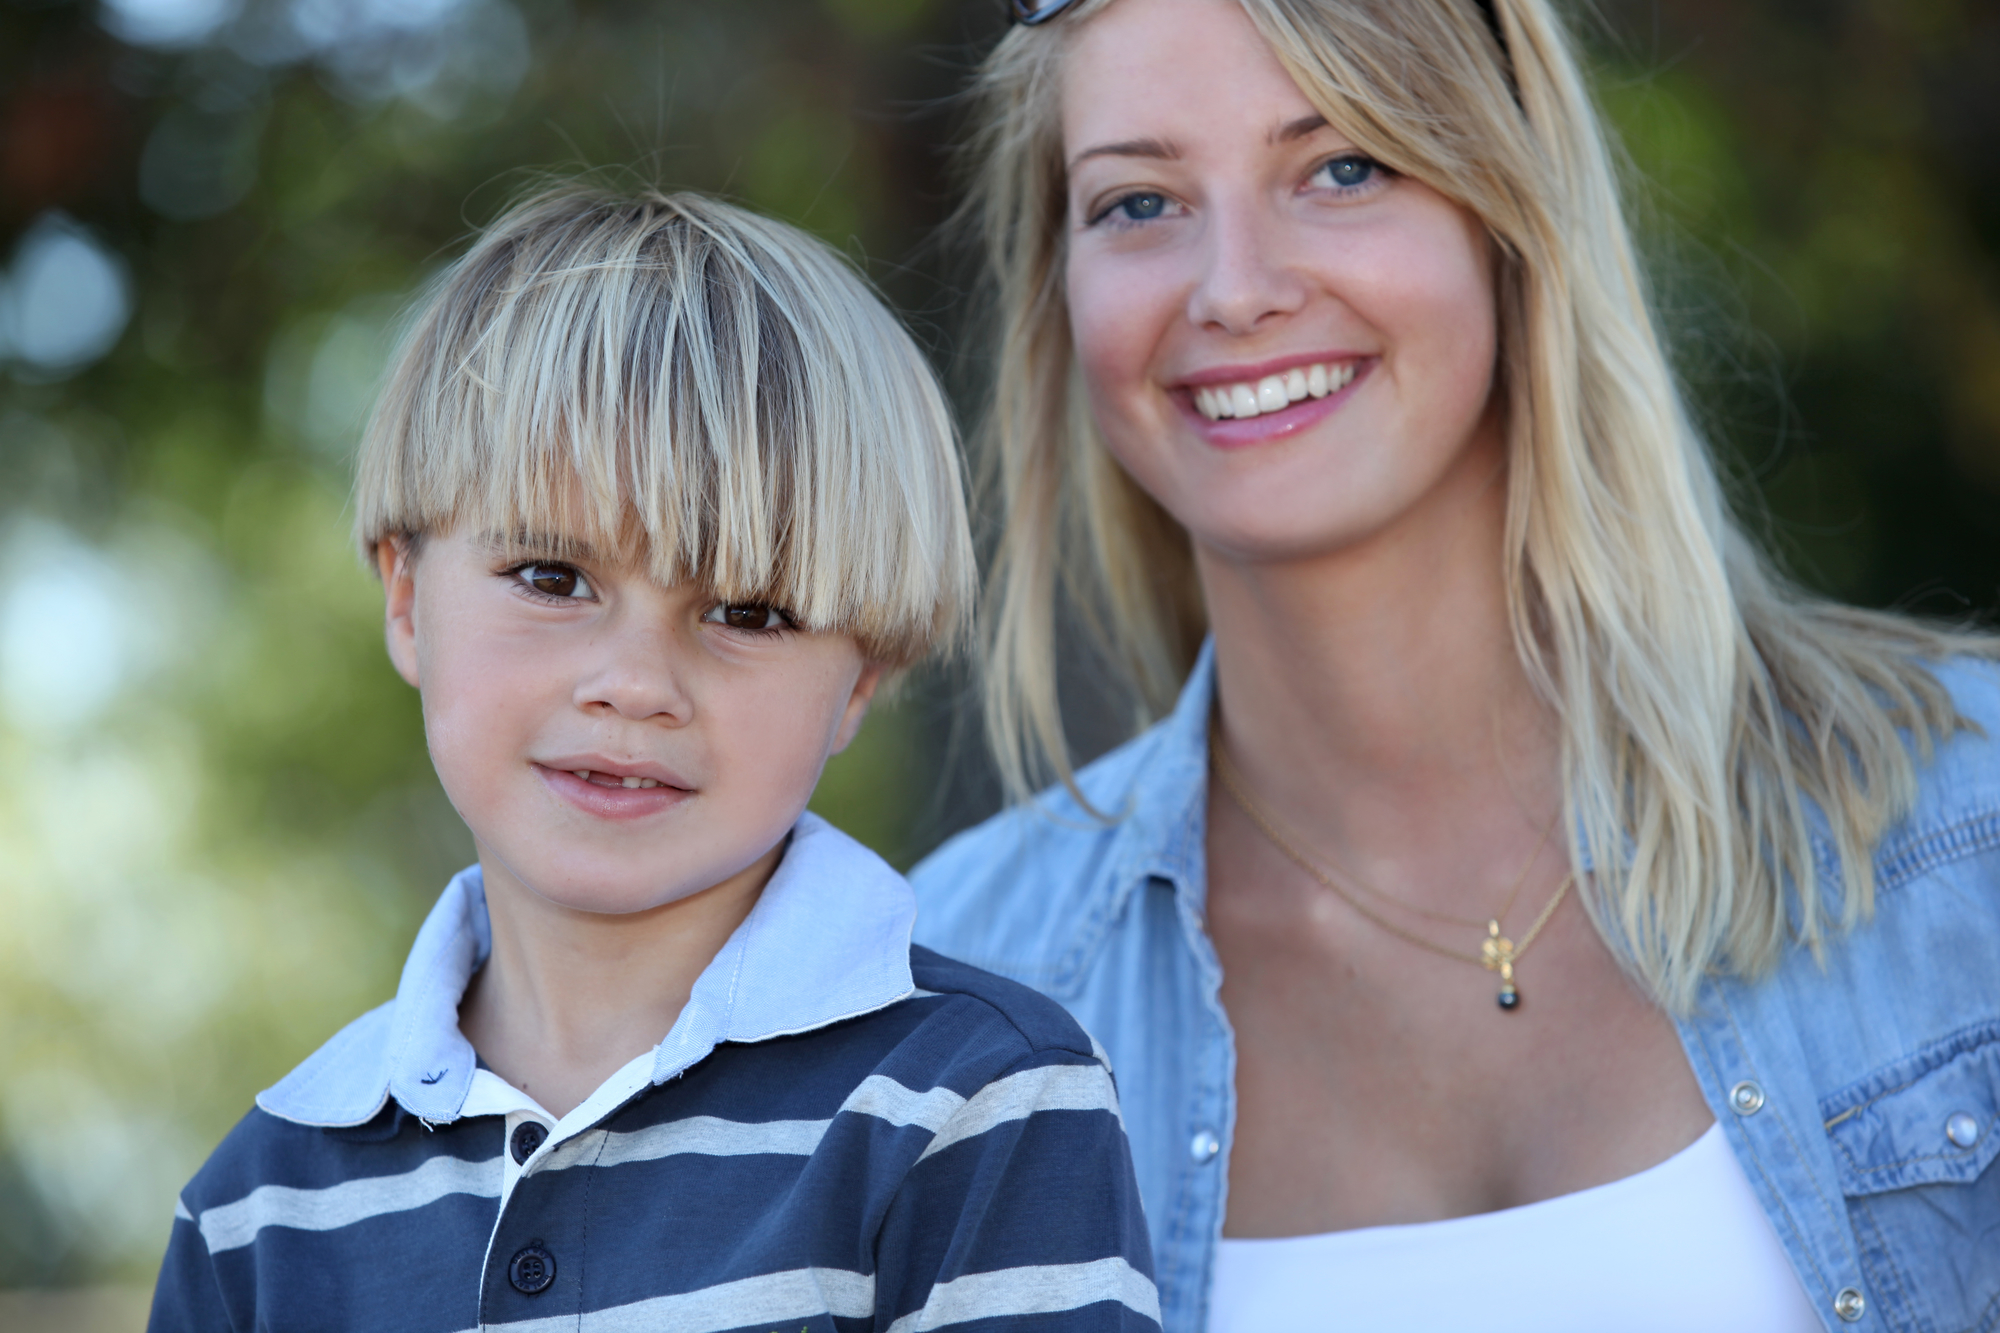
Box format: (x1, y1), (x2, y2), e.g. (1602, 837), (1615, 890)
(509, 1242), (557, 1295)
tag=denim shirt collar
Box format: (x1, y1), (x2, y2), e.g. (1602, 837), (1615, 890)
(1106, 639), (1217, 921)
(257, 812), (916, 1128)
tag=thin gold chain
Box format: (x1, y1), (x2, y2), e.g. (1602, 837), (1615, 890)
(1210, 737), (1573, 977)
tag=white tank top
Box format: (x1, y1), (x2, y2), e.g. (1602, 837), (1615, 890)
(1209, 1123), (1822, 1332)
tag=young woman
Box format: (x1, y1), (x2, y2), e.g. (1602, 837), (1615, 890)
(909, 1), (2000, 1329)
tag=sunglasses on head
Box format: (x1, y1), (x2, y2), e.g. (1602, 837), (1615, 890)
(1011, 0), (1505, 41)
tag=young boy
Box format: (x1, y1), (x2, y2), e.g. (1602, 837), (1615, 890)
(149, 187), (1158, 1333)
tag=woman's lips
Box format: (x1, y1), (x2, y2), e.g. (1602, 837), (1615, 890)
(1179, 357), (1373, 447)
(536, 763), (693, 820)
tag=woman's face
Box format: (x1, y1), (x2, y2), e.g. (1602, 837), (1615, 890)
(1061, 0), (1502, 566)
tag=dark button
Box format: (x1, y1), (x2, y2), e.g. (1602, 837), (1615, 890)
(510, 1120), (549, 1165)
(509, 1243), (556, 1295)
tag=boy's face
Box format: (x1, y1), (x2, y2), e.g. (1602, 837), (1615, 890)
(378, 528), (883, 916)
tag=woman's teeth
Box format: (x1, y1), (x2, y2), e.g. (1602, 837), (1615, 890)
(571, 770), (664, 789)
(1192, 361), (1358, 421)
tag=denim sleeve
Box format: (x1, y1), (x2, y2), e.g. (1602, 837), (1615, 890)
(870, 1046), (1161, 1332)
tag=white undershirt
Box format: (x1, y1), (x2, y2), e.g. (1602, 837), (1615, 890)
(1209, 1123), (1822, 1332)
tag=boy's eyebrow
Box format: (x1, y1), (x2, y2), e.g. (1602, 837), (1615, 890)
(478, 531), (607, 562)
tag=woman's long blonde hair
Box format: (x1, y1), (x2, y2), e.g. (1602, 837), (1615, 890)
(966, 0), (1994, 1010)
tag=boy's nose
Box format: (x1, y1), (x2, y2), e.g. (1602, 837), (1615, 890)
(573, 625), (695, 724)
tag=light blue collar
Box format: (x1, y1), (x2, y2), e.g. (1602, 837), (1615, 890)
(258, 813), (917, 1128)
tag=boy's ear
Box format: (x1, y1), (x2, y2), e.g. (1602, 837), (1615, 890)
(377, 538), (422, 688)
(829, 662), (887, 756)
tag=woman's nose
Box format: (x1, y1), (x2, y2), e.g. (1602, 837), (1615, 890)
(1184, 204), (1309, 335)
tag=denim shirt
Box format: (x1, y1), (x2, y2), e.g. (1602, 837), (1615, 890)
(910, 641), (2000, 1333)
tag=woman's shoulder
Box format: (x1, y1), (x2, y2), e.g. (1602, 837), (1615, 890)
(909, 716), (1200, 986)
(1880, 654), (2000, 864)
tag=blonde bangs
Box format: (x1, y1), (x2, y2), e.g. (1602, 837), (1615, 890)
(355, 186), (973, 667)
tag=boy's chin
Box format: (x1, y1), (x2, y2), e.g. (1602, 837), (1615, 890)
(476, 844), (778, 920)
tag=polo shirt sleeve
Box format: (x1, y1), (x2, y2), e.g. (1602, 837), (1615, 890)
(870, 1044), (1161, 1332)
(148, 1200), (237, 1332)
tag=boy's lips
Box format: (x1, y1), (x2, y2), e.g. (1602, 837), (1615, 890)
(534, 756), (694, 820)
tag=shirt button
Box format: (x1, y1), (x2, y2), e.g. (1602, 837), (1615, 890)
(509, 1243), (556, 1295)
(1945, 1112), (1982, 1149)
(511, 1120), (550, 1164)
(1728, 1081), (1765, 1115)
(1833, 1287), (1866, 1322)
(1189, 1129), (1221, 1164)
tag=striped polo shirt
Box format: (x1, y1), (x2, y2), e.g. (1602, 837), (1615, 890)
(149, 815), (1159, 1332)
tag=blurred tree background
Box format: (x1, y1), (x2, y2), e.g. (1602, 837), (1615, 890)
(0, 0), (1995, 1312)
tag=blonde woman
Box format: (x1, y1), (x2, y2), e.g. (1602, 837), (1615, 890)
(909, 0), (2000, 1329)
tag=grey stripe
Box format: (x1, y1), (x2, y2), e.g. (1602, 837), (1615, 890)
(842, 1074), (965, 1132)
(174, 1198), (193, 1222)
(593, 1114), (832, 1168)
(535, 1078), (964, 1178)
(492, 1266), (875, 1332)
(885, 1257), (1159, 1333)
(198, 1153), (500, 1253)
(918, 1064), (1121, 1162)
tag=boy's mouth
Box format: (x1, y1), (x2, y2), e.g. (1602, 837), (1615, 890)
(571, 769), (668, 790)
(532, 764), (696, 816)
(534, 756), (695, 820)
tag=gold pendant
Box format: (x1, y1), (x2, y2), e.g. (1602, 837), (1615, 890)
(1483, 920), (1522, 1012)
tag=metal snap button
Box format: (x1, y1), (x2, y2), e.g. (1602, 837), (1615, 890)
(509, 1243), (556, 1295)
(511, 1120), (549, 1165)
(1945, 1112), (1981, 1150)
(1728, 1081), (1765, 1115)
(1833, 1287), (1866, 1322)
(1189, 1129), (1221, 1164)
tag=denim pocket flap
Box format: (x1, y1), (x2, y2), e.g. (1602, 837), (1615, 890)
(1822, 1020), (2000, 1196)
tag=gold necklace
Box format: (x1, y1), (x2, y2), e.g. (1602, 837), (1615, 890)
(1210, 738), (1573, 1012)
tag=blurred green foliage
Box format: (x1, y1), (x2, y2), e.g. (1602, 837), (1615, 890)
(0, 0), (1994, 1292)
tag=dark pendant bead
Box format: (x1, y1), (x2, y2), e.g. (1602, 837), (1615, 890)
(1497, 986), (1521, 1011)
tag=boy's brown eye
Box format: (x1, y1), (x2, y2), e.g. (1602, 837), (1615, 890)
(704, 602), (794, 631)
(518, 563), (589, 599)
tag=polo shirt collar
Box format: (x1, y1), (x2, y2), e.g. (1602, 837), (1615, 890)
(258, 813), (915, 1128)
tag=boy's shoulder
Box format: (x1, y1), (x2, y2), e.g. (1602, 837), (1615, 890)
(903, 943), (1108, 1068)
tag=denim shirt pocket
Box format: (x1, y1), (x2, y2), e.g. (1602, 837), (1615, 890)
(1821, 1020), (2000, 1331)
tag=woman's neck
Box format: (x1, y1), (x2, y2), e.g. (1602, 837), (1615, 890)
(456, 845), (776, 1118)
(1199, 454), (1563, 913)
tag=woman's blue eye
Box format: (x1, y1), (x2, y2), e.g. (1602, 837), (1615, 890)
(1317, 156), (1379, 190)
(1115, 193), (1168, 222)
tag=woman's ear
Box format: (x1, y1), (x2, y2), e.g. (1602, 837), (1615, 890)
(377, 537), (421, 688)
(829, 662), (888, 755)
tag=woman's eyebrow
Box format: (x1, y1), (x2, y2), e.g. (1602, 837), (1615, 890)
(1067, 114), (1332, 172)
(1068, 136), (1181, 171)
(1274, 113), (1329, 143)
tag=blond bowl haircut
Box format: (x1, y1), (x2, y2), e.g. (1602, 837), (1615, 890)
(964, 0), (2000, 1011)
(354, 185), (973, 669)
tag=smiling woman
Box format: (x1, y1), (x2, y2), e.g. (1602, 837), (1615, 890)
(909, 0), (2000, 1329)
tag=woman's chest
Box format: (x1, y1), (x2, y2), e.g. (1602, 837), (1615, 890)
(1205, 844), (1715, 1237)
